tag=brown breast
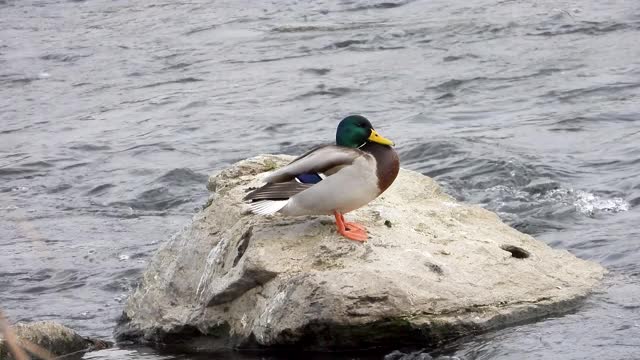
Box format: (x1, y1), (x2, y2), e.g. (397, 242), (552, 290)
(360, 142), (400, 194)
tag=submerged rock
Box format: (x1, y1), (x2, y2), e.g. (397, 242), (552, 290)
(0, 321), (111, 359)
(114, 154), (605, 352)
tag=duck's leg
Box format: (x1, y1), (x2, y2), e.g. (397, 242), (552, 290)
(333, 211), (368, 242)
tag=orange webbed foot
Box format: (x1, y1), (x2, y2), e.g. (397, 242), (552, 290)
(339, 227), (368, 242)
(344, 221), (366, 232)
(334, 211), (368, 242)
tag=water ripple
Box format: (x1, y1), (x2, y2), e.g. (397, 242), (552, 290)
(2, 0), (640, 358)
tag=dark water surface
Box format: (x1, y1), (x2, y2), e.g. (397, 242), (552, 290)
(2, 0), (640, 359)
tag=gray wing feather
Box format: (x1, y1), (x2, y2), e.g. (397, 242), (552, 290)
(264, 145), (363, 183)
(244, 182), (313, 201)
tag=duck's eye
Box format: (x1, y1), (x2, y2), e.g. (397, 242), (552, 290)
(358, 122), (367, 128)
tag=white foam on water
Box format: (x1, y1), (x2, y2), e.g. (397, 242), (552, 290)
(537, 188), (630, 216)
(573, 190), (630, 216)
(483, 185), (631, 218)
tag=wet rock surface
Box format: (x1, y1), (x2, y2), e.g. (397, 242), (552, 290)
(114, 154), (605, 352)
(0, 321), (111, 359)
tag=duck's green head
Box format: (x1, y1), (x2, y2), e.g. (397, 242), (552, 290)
(336, 115), (394, 148)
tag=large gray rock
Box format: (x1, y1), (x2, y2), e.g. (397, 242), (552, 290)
(0, 321), (111, 359)
(115, 154), (605, 351)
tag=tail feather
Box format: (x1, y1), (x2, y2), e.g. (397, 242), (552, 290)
(249, 200), (288, 215)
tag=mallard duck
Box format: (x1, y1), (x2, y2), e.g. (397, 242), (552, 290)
(244, 115), (399, 242)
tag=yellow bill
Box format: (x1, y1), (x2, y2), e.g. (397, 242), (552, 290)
(368, 129), (394, 146)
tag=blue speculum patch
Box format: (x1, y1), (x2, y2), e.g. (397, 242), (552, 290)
(296, 173), (323, 184)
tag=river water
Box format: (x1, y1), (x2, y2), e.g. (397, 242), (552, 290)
(1, 0), (639, 359)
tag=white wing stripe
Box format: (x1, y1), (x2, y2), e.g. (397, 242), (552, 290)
(250, 200), (289, 215)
